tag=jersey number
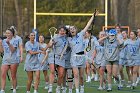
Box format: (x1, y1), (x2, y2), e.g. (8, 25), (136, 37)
(109, 49), (112, 53)
(130, 47), (136, 53)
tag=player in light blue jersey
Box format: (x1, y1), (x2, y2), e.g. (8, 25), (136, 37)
(0, 28), (18, 93)
(115, 24), (123, 40)
(99, 29), (123, 91)
(47, 26), (68, 93)
(124, 31), (140, 89)
(38, 35), (49, 89)
(84, 29), (98, 82)
(62, 46), (73, 93)
(10, 26), (23, 63)
(24, 32), (42, 93)
(9, 26), (23, 90)
(93, 31), (106, 90)
(118, 31), (132, 88)
(68, 12), (98, 93)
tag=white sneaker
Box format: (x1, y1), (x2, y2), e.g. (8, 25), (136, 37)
(62, 87), (67, 93)
(69, 89), (72, 93)
(136, 77), (140, 84)
(56, 87), (60, 93)
(103, 84), (106, 90)
(126, 81), (132, 88)
(91, 75), (94, 80)
(94, 74), (98, 81)
(107, 88), (112, 92)
(11, 86), (14, 90)
(48, 86), (52, 93)
(86, 79), (91, 82)
(13, 89), (16, 93)
(86, 76), (91, 82)
(76, 89), (79, 93)
(80, 86), (84, 93)
(44, 84), (49, 89)
(34, 90), (38, 93)
(26, 91), (30, 93)
(114, 78), (117, 84)
(98, 86), (103, 90)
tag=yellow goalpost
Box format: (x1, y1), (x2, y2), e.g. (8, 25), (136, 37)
(33, 0), (108, 29)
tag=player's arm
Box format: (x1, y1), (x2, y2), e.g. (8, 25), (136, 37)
(41, 50), (49, 65)
(92, 49), (97, 62)
(83, 12), (98, 33)
(6, 39), (16, 53)
(98, 36), (108, 42)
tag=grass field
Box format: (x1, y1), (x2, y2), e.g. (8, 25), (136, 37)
(0, 55), (140, 93)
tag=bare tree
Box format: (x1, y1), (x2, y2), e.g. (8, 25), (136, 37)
(14, 0), (22, 35)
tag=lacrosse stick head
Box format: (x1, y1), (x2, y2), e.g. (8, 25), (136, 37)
(49, 27), (57, 40)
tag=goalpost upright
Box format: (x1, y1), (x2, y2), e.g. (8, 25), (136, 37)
(34, 0), (108, 30)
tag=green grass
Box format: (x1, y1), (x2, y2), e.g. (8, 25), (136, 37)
(0, 56), (140, 93)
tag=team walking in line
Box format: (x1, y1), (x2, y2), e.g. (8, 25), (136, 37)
(0, 13), (140, 93)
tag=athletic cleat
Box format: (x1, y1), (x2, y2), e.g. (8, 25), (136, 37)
(126, 85), (131, 88)
(121, 80), (125, 87)
(91, 76), (94, 80)
(136, 77), (140, 85)
(80, 86), (84, 93)
(94, 74), (99, 81)
(86, 76), (91, 82)
(98, 86), (104, 90)
(107, 88), (112, 92)
(86, 79), (91, 83)
(13, 89), (16, 93)
(33, 91), (38, 93)
(56, 87), (60, 93)
(126, 81), (131, 88)
(48, 86), (52, 93)
(44, 84), (49, 89)
(103, 84), (106, 90)
(118, 86), (122, 90)
(68, 89), (72, 93)
(62, 87), (67, 93)
(113, 78), (117, 84)
(26, 91), (30, 93)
